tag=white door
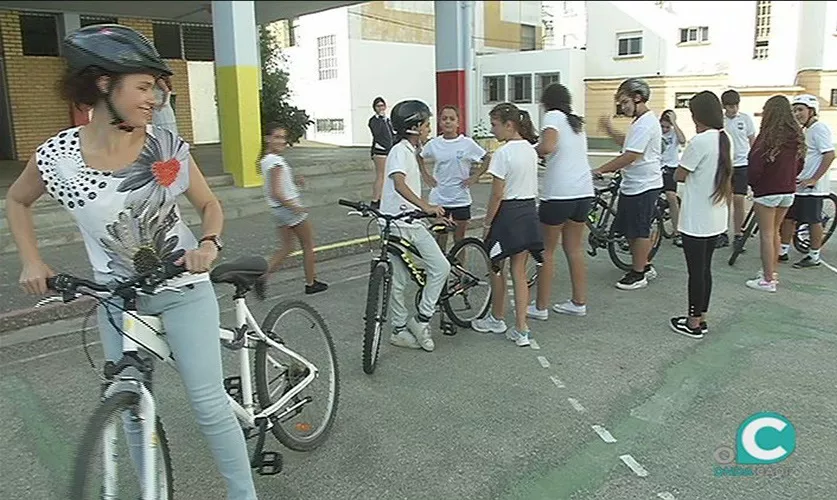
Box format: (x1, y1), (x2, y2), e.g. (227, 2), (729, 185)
(187, 61), (220, 144)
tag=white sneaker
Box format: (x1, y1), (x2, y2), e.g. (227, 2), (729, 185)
(746, 278), (777, 293)
(390, 329), (421, 349)
(471, 314), (508, 334)
(553, 300), (587, 317)
(407, 317), (435, 352)
(526, 303), (549, 321)
(755, 269), (779, 284)
(505, 328), (531, 347)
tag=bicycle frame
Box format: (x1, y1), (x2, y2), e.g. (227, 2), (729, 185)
(102, 294), (319, 498)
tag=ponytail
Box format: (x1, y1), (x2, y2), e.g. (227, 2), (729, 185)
(713, 130), (733, 205)
(489, 102), (539, 144)
(541, 82), (584, 134)
(518, 110), (538, 144)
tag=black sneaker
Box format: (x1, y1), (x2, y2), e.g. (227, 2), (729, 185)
(700, 321), (708, 335)
(715, 233), (730, 248)
(778, 253), (789, 262)
(733, 234), (747, 253)
(305, 280), (329, 295)
(253, 275), (268, 301)
(673, 234), (683, 247)
(669, 317), (704, 339)
(792, 256), (821, 269)
(616, 270), (648, 290)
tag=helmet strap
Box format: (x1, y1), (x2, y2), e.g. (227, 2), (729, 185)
(103, 80), (135, 133)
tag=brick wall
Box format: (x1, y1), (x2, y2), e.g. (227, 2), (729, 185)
(0, 10), (71, 161)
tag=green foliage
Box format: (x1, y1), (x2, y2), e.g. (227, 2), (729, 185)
(259, 25), (312, 145)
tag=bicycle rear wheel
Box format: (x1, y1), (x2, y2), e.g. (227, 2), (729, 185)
(607, 208), (663, 272)
(256, 300), (339, 451)
(443, 237), (493, 327)
(793, 193), (837, 253)
(70, 390), (173, 500)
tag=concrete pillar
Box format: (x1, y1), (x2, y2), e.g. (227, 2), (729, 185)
(212, 0), (262, 188)
(434, 1), (473, 134)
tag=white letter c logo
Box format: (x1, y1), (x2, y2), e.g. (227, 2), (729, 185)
(741, 417), (788, 462)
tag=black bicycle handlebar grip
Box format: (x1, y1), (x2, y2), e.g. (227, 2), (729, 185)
(163, 261), (187, 280)
(45, 276), (57, 291)
(338, 199), (361, 210)
(46, 274), (71, 292)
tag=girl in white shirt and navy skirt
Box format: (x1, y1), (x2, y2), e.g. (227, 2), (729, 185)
(670, 91), (733, 339)
(471, 103), (543, 347)
(420, 105), (489, 250)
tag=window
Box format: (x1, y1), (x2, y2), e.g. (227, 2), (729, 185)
(753, 1), (771, 59)
(831, 89), (837, 107)
(483, 76), (506, 104)
(616, 31), (642, 57)
(80, 16), (117, 28)
(182, 24), (214, 61)
(521, 25), (536, 51)
(534, 72), (561, 100)
(153, 22), (183, 59)
(679, 26), (709, 44)
(384, 1), (434, 15)
(675, 93), (695, 109)
(19, 12), (59, 56)
(509, 74), (532, 104)
(316, 119), (344, 133)
(288, 18), (299, 47)
(317, 35), (337, 80)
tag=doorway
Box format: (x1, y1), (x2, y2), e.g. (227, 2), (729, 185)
(0, 27), (16, 161)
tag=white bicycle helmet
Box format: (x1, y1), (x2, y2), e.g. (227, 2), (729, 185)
(792, 94), (819, 115)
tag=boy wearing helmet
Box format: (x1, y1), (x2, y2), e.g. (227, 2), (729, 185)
(781, 94), (835, 267)
(594, 78), (663, 290)
(380, 100), (451, 352)
(721, 89), (757, 250)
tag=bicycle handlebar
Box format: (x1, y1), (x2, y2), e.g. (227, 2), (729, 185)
(46, 261), (186, 300)
(338, 199), (433, 222)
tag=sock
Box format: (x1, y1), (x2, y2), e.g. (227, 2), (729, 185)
(810, 249), (821, 261)
(416, 312), (431, 324)
(780, 244), (790, 255)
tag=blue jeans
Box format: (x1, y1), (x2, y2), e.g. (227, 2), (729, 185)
(98, 280), (258, 500)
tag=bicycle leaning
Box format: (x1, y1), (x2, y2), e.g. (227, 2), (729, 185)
(40, 256), (339, 499)
(338, 199), (494, 375)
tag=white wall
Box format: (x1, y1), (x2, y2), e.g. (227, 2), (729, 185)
(475, 48), (585, 131)
(283, 7), (354, 145)
(348, 39), (436, 147)
(797, 0), (837, 71)
(500, 0), (541, 25)
(187, 62), (220, 144)
(585, 1), (804, 85)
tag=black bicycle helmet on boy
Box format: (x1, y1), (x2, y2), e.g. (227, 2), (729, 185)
(63, 24), (172, 131)
(391, 100), (432, 136)
(615, 78), (651, 102)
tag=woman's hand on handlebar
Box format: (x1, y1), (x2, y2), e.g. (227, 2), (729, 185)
(422, 203), (447, 219)
(177, 241), (218, 274)
(20, 260), (55, 295)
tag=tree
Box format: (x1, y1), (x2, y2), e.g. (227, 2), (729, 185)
(258, 25), (312, 145)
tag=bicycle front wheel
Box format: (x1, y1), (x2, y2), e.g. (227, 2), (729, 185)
(793, 193), (837, 253)
(70, 390), (173, 500)
(443, 237), (493, 327)
(256, 300), (339, 452)
(607, 208), (664, 271)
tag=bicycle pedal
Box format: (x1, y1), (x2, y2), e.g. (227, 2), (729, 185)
(223, 376), (243, 404)
(440, 322), (457, 336)
(254, 451), (283, 476)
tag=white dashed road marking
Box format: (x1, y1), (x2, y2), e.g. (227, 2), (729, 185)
(537, 356), (550, 368)
(591, 425), (617, 443)
(567, 398), (586, 413)
(529, 339), (540, 350)
(821, 260), (837, 275)
(657, 492), (676, 500)
(619, 454), (649, 477)
(549, 376), (565, 388)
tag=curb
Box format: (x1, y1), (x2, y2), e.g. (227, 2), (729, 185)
(0, 215), (486, 336)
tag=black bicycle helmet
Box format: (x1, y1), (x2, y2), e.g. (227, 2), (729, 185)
(616, 78), (651, 102)
(63, 24), (172, 131)
(391, 100), (432, 136)
(721, 90), (740, 106)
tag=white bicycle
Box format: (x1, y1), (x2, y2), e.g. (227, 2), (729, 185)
(41, 256), (339, 499)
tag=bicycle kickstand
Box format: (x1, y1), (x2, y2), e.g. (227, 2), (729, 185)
(250, 417), (283, 476)
(439, 308), (457, 336)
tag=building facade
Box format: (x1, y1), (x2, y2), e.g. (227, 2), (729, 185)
(583, 0), (837, 143)
(280, 1), (545, 147)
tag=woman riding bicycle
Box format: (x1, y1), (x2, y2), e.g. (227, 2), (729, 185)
(4, 24), (258, 499)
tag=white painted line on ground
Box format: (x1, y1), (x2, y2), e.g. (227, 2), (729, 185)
(529, 339), (540, 350)
(567, 397), (586, 413)
(537, 356), (550, 368)
(592, 425), (617, 443)
(657, 492), (676, 500)
(821, 259), (837, 275)
(550, 375), (565, 388)
(619, 454), (649, 477)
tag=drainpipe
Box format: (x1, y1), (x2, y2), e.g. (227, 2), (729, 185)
(462, 1), (475, 135)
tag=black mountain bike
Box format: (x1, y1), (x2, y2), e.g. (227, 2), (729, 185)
(587, 173), (664, 271)
(339, 200), (493, 374)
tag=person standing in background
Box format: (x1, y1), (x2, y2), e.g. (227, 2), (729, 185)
(368, 96), (396, 209)
(660, 109), (686, 247)
(721, 89), (756, 250)
(152, 75), (178, 136)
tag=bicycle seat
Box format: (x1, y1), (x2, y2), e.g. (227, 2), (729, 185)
(210, 256), (269, 287)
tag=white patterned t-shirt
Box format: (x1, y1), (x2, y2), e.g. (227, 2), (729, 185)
(35, 125), (200, 283)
